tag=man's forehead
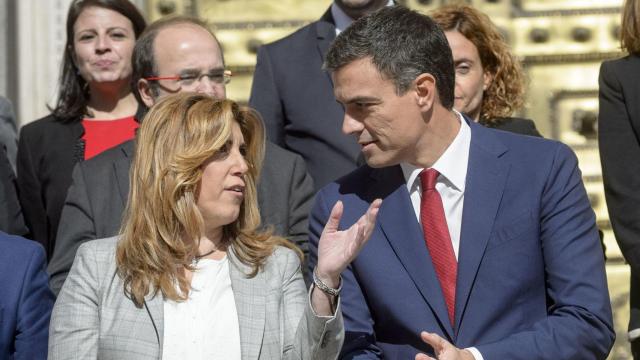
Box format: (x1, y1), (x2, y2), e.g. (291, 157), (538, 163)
(153, 25), (223, 71)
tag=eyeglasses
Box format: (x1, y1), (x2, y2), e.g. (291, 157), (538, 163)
(145, 69), (232, 86)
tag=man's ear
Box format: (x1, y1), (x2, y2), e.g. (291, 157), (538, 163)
(415, 73), (437, 111)
(137, 79), (156, 108)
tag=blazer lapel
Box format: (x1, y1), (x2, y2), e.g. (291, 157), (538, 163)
(143, 292), (164, 358)
(370, 166), (455, 339)
(114, 140), (134, 207)
(315, 8), (336, 83)
(229, 249), (266, 360)
(454, 122), (509, 333)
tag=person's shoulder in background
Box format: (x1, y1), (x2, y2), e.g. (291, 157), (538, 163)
(0, 231), (54, 360)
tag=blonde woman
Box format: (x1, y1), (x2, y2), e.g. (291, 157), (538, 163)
(49, 93), (381, 360)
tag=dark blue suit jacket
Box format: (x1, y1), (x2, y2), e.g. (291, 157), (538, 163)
(309, 120), (614, 359)
(0, 232), (54, 359)
(250, 8), (361, 191)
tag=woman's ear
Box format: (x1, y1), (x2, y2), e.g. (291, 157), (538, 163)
(482, 70), (493, 91)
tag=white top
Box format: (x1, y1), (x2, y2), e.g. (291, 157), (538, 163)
(400, 111), (470, 260)
(399, 112), (484, 360)
(162, 256), (241, 360)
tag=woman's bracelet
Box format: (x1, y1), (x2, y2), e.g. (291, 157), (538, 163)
(312, 267), (342, 297)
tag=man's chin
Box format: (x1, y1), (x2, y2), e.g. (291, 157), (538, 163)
(363, 154), (394, 168)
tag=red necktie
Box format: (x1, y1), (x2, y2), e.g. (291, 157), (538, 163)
(420, 168), (457, 326)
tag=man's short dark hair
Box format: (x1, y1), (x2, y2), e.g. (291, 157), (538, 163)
(324, 5), (455, 109)
(130, 16), (224, 110)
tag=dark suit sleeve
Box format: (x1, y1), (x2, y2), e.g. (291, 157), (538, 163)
(598, 61), (640, 273)
(15, 242), (54, 360)
(308, 191), (383, 359)
(48, 163), (96, 296)
(0, 146), (27, 235)
(287, 154), (314, 284)
(16, 127), (47, 245)
(287, 154), (314, 257)
(250, 46), (286, 146)
(477, 144), (614, 359)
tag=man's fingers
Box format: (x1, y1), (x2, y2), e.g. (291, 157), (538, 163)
(323, 200), (344, 234)
(415, 354), (435, 360)
(420, 331), (446, 352)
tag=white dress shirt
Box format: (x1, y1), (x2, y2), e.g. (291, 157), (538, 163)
(400, 112), (484, 360)
(162, 256), (241, 360)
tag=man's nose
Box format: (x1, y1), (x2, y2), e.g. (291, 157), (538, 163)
(195, 76), (223, 98)
(342, 112), (364, 135)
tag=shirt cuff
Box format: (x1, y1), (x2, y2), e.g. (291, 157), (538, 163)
(466, 347), (484, 360)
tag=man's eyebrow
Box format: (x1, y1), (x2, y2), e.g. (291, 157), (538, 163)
(343, 96), (380, 104)
(178, 68), (200, 76)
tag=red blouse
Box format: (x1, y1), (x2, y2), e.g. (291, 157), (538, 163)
(81, 116), (138, 160)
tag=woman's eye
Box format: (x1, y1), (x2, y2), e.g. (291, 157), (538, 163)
(239, 146), (248, 157)
(456, 65), (471, 75)
(78, 34), (94, 41)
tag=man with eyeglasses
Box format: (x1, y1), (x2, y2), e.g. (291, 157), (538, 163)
(48, 16), (315, 295)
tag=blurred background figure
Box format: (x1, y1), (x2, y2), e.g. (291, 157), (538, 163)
(0, 96), (18, 172)
(432, 3), (541, 137)
(0, 231), (54, 360)
(0, 145), (27, 235)
(16, 0), (146, 258)
(599, 0), (640, 357)
(250, 0), (390, 191)
(49, 93), (379, 359)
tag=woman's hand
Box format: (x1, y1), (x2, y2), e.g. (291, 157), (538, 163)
(315, 199), (382, 287)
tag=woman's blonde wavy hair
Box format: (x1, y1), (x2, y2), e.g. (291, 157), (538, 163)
(116, 93), (301, 307)
(432, 4), (525, 125)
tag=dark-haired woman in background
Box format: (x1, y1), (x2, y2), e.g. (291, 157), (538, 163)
(17, 0), (146, 258)
(599, 0), (640, 356)
(431, 4), (541, 136)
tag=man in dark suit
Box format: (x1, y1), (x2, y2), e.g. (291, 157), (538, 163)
(0, 231), (54, 359)
(49, 16), (314, 295)
(308, 6), (614, 359)
(250, 0), (389, 191)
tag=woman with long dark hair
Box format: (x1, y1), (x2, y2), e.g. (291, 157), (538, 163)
(17, 0), (146, 258)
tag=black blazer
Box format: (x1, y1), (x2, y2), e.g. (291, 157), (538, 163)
(0, 146), (26, 235)
(250, 8), (361, 191)
(487, 117), (542, 137)
(16, 115), (84, 258)
(599, 54), (640, 331)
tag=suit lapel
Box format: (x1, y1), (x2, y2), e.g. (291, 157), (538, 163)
(315, 8), (336, 84)
(454, 122), (509, 333)
(229, 248), (266, 360)
(370, 166), (455, 339)
(114, 140), (134, 208)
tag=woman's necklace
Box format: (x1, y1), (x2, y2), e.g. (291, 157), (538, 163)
(191, 248), (216, 266)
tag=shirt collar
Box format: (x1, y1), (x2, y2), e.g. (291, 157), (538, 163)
(400, 110), (471, 193)
(331, 0), (395, 35)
